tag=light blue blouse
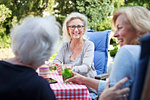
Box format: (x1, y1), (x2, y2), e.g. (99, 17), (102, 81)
(98, 45), (141, 94)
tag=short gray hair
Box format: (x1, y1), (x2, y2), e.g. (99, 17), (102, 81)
(11, 16), (60, 67)
(62, 12), (88, 41)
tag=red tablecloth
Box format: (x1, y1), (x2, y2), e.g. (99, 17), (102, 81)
(49, 71), (92, 100)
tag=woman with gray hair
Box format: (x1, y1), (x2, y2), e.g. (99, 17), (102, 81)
(0, 16), (60, 100)
(53, 12), (97, 92)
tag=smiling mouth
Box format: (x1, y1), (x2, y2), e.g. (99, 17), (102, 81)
(73, 32), (80, 36)
(73, 32), (80, 35)
(73, 32), (80, 38)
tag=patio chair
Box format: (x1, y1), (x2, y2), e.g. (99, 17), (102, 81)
(86, 30), (111, 75)
(130, 33), (150, 100)
(86, 30), (111, 100)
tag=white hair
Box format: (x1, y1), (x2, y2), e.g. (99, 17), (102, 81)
(62, 12), (88, 41)
(11, 16), (60, 67)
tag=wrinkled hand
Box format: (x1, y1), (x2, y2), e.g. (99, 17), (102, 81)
(99, 77), (130, 100)
(65, 72), (85, 84)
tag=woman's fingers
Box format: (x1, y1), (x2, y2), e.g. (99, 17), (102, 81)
(114, 77), (129, 90)
(65, 72), (77, 82)
(65, 77), (75, 82)
(119, 87), (130, 95)
(116, 88), (130, 100)
(65, 72), (83, 84)
(100, 77), (130, 100)
(112, 77), (130, 99)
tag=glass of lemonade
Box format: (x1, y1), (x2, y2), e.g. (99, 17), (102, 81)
(61, 64), (73, 82)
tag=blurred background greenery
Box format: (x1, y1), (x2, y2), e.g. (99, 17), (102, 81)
(0, 0), (150, 59)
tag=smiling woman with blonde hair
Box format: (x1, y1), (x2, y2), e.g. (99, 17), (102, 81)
(113, 6), (150, 46)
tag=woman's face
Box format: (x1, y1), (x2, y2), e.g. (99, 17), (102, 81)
(114, 14), (138, 46)
(67, 18), (85, 39)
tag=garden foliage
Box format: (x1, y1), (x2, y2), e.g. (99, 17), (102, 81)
(125, 0), (150, 10)
(54, 0), (114, 30)
(0, 0), (55, 48)
(0, 4), (11, 48)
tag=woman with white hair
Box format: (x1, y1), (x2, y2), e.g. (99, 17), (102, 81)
(53, 12), (97, 92)
(0, 16), (60, 100)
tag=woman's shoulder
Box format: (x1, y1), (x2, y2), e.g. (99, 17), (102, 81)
(27, 74), (49, 87)
(61, 41), (70, 48)
(121, 45), (140, 50)
(119, 45), (141, 55)
(82, 40), (94, 52)
(84, 39), (94, 46)
(116, 45), (141, 62)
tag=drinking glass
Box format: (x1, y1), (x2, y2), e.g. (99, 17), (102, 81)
(61, 64), (73, 82)
(49, 63), (57, 71)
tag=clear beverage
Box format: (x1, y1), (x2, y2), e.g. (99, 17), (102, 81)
(61, 64), (73, 82)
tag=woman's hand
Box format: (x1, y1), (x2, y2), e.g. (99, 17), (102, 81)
(66, 72), (100, 90)
(65, 72), (85, 84)
(99, 77), (130, 100)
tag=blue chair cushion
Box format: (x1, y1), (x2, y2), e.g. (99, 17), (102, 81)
(86, 30), (111, 75)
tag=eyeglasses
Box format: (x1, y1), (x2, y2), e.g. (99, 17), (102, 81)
(68, 25), (84, 30)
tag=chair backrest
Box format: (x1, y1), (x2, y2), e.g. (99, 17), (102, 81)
(86, 30), (111, 75)
(130, 33), (150, 100)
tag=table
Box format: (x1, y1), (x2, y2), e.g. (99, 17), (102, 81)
(49, 71), (92, 100)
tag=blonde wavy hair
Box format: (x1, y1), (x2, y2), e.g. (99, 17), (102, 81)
(112, 6), (150, 44)
(62, 12), (88, 41)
